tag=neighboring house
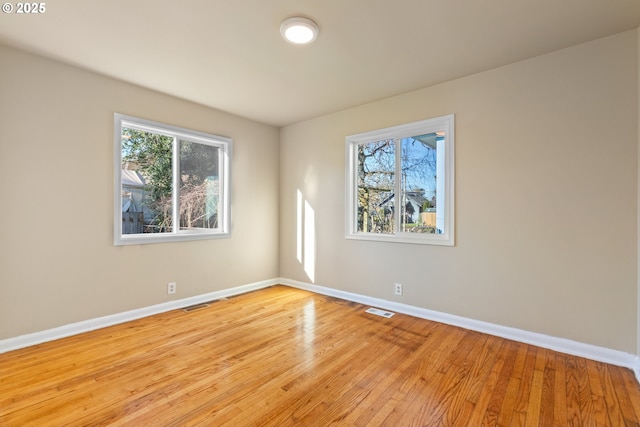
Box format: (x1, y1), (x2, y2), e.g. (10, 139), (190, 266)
(121, 169), (146, 234)
(379, 190), (436, 228)
(403, 191), (430, 225)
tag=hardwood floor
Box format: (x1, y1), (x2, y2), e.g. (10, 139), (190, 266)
(1, 285), (639, 426)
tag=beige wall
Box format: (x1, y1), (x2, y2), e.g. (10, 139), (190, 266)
(1, 30), (638, 355)
(0, 44), (280, 339)
(280, 30), (639, 353)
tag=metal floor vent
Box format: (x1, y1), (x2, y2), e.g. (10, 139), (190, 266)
(365, 307), (395, 318)
(183, 303), (210, 312)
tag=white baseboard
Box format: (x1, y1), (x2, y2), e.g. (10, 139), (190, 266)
(0, 278), (277, 355)
(2, 277), (639, 385)
(279, 278), (640, 380)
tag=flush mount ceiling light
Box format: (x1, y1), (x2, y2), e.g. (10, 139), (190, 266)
(280, 17), (318, 45)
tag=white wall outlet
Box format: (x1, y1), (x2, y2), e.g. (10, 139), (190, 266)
(167, 282), (177, 295)
(394, 283), (403, 296)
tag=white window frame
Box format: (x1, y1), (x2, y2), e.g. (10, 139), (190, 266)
(114, 113), (232, 245)
(345, 114), (455, 246)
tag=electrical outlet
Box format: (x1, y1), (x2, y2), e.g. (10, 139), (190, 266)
(394, 283), (403, 296)
(167, 282), (177, 295)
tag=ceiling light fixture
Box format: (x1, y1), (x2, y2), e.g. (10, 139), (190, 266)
(280, 17), (318, 45)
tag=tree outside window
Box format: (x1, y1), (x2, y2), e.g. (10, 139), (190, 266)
(115, 114), (231, 245)
(346, 115), (454, 246)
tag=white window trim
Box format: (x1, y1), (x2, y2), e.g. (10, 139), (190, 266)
(345, 114), (455, 246)
(114, 113), (232, 245)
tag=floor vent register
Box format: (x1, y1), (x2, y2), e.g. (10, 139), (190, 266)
(365, 307), (395, 318)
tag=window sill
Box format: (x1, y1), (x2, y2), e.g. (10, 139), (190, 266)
(115, 231), (231, 246)
(345, 232), (454, 246)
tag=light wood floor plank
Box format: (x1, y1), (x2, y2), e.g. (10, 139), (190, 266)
(538, 349), (558, 427)
(554, 352), (569, 427)
(1, 285), (639, 426)
(524, 351), (545, 427)
(465, 338), (509, 426)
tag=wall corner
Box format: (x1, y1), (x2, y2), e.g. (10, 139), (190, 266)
(636, 25), (640, 359)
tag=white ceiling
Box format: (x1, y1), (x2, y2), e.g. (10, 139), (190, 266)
(1, 0), (639, 127)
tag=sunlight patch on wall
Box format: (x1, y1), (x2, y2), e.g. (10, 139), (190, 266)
(304, 200), (316, 282)
(297, 190), (303, 263)
(296, 189), (316, 283)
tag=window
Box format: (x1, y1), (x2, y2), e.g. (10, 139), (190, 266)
(114, 114), (231, 245)
(345, 114), (454, 246)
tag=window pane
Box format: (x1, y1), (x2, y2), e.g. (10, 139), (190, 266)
(345, 114), (454, 246)
(356, 140), (395, 233)
(400, 133), (441, 234)
(121, 127), (173, 234)
(179, 140), (220, 230)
